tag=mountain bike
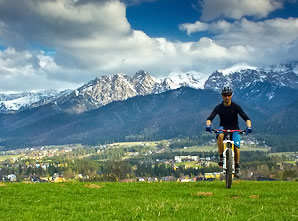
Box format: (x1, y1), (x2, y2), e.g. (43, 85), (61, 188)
(212, 129), (246, 189)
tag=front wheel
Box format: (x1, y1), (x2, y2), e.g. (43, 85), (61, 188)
(225, 147), (233, 189)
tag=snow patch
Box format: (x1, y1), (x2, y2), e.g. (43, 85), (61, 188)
(166, 71), (208, 89)
(0, 90), (61, 112)
(293, 65), (298, 76)
(218, 63), (257, 76)
(267, 92), (275, 100)
(269, 65), (289, 73)
(2, 96), (39, 110)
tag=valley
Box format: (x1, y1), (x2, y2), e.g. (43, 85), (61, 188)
(1, 139), (297, 183)
(0, 61), (298, 183)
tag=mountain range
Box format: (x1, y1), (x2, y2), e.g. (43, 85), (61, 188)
(1, 62), (298, 114)
(0, 70), (207, 114)
(0, 61), (298, 151)
(0, 90), (72, 113)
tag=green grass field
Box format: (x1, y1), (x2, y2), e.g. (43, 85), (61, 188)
(0, 181), (297, 221)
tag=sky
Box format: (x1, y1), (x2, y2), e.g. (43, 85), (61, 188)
(0, 0), (298, 92)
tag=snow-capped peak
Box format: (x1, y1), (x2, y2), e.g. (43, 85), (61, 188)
(133, 70), (158, 82)
(0, 89), (62, 112)
(165, 71), (208, 89)
(218, 63), (257, 76)
(263, 62), (298, 76)
(2, 96), (37, 111)
(3, 61), (298, 114)
(134, 70), (148, 78)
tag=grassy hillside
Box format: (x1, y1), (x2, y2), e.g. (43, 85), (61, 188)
(0, 181), (297, 220)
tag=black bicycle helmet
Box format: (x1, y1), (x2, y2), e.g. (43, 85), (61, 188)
(221, 86), (233, 94)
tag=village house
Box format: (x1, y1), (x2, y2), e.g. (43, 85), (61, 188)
(204, 172), (222, 180)
(5, 174), (17, 182)
(177, 176), (192, 182)
(174, 155), (199, 163)
(160, 176), (176, 182)
(147, 177), (158, 182)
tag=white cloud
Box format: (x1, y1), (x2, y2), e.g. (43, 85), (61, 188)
(2, 0), (238, 90)
(199, 0), (283, 21)
(120, 0), (157, 6)
(179, 21), (209, 35)
(0, 0), (297, 92)
(179, 20), (232, 35)
(0, 0), (131, 48)
(0, 48), (84, 92)
(179, 17), (298, 66)
(180, 17), (298, 46)
(215, 18), (298, 48)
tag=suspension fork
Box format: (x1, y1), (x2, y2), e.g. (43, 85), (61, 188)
(223, 140), (235, 173)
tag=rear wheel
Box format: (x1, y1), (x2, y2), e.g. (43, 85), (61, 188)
(225, 146), (233, 189)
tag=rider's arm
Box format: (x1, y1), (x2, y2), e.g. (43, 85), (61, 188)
(206, 105), (219, 126)
(236, 104), (250, 122)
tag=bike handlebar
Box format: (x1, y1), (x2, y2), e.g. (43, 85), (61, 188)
(211, 129), (246, 134)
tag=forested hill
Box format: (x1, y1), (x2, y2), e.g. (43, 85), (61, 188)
(0, 88), (219, 147)
(0, 86), (298, 152)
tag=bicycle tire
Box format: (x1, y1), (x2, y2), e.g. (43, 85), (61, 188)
(225, 145), (233, 189)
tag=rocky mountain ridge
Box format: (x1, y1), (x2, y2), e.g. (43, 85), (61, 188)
(204, 62), (298, 113)
(205, 61), (298, 92)
(1, 61), (298, 114)
(1, 85), (297, 152)
(0, 90), (71, 113)
(0, 70), (206, 114)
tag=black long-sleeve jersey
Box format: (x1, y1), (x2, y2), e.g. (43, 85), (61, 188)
(207, 102), (250, 130)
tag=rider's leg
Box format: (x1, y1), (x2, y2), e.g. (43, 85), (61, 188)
(234, 147), (240, 164)
(232, 132), (241, 164)
(217, 133), (224, 155)
(234, 147), (241, 178)
(216, 131), (224, 166)
(216, 127), (225, 166)
(233, 132), (241, 177)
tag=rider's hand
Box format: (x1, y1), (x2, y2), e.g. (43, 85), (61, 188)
(206, 125), (212, 133)
(246, 127), (252, 135)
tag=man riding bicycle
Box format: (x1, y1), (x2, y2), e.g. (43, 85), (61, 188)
(205, 86), (252, 178)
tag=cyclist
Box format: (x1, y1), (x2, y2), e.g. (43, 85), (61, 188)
(205, 86), (252, 177)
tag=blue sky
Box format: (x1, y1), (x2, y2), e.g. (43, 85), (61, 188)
(126, 0), (298, 40)
(0, 0), (298, 92)
(126, 0), (202, 41)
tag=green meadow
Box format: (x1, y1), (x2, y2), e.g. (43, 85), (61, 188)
(0, 181), (297, 221)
